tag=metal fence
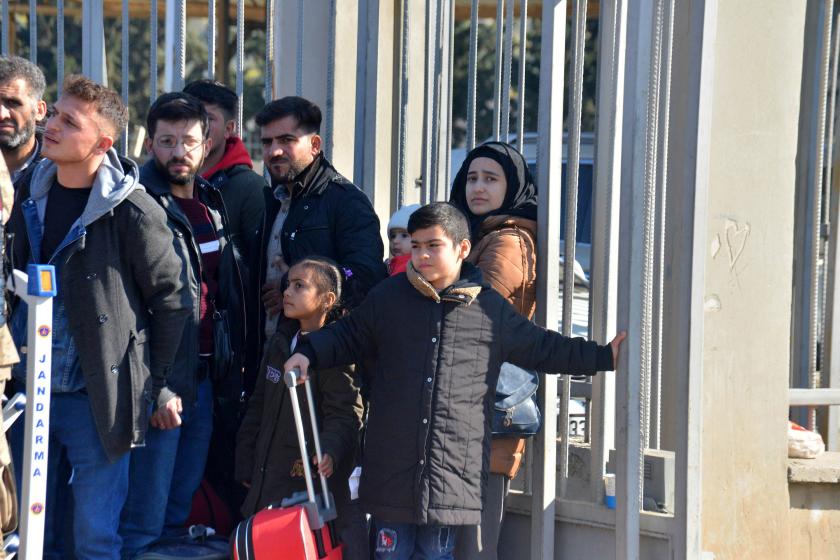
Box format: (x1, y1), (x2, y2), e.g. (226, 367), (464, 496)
(793, 1), (840, 451)
(0, 1), (714, 558)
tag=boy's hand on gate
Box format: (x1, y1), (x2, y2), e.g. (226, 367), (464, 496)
(314, 453), (335, 478)
(284, 353), (310, 383)
(610, 331), (628, 368)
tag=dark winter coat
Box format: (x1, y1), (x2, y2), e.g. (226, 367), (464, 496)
(11, 141), (43, 196)
(7, 151), (190, 461)
(258, 153), (385, 346)
(202, 138), (266, 271)
(254, 153), (387, 390)
(297, 261), (614, 525)
(140, 160), (248, 406)
(235, 320), (363, 517)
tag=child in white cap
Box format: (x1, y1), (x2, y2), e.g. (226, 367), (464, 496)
(386, 203), (420, 276)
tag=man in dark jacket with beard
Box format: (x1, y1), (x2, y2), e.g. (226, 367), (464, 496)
(256, 96), (385, 366)
(285, 203), (626, 560)
(119, 93), (247, 557)
(0, 55), (47, 191)
(7, 75), (189, 560)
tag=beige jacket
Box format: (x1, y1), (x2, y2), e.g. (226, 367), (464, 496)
(468, 215), (538, 477)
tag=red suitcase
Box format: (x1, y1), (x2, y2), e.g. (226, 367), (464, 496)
(231, 369), (343, 560)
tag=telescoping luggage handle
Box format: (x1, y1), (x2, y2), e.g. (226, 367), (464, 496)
(284, 368), (333, 518)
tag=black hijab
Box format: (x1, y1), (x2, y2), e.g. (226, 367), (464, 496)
(449, 141), (538, 239)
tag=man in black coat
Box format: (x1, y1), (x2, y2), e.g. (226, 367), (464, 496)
(7, 75), (188, 559)
(255, 96), (385, 383)
(285, 203), (625, 559)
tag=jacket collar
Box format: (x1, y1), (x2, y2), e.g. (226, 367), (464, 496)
(200, 136), (253, 180)
(29, 148), (142, 226)
(139, 158), (213, 200)
(406, 261), (483, 304)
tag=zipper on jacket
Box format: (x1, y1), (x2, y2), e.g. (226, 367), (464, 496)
(419, 300), (446, 479)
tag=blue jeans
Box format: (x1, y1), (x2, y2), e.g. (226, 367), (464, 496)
(120, 378), (214, 558)
(373, 520), (456, 560)
(11, 391), (130, 560)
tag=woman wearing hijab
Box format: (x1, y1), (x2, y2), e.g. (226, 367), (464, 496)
(450, 141), (538, 560)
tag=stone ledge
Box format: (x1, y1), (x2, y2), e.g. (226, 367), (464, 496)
(788, 452), (840, 483)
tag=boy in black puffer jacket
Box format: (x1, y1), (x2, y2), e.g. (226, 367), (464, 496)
(284, 202), (626, 560)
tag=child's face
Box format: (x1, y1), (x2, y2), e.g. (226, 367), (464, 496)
(410, 225), (471, 290)
(283, 266), (327, 322)
(389, 227), (412, 257)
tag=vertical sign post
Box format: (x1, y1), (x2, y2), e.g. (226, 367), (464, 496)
(15, 265), (57, 559)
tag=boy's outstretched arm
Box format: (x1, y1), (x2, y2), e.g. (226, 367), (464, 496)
(283, 293), (378, 380)
(500, 301), (624, 375)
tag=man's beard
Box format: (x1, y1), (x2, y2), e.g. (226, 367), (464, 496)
(267, 155), (308, 185)
(155, 156), (197, 186)
(0, 116), (35, 151)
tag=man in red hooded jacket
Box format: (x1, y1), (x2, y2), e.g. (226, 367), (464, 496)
(183, 80), (265, 267)
(182, 80), (265, 516)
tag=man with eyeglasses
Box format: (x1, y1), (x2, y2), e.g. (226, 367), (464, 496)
(0, 55), (47, 191)
(119, 92), (247, 557)
(6, 75), (189, 560)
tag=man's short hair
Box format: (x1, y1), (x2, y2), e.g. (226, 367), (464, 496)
(146, 92), (209, 139)
(0, 55), (45, 101)
(61, 74), (128, 135)
(183, 79), (238, 120)
(254, 96), (321, 134)
(407, 202), (471, 245)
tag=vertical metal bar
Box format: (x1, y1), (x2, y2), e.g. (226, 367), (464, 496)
(650, 0), (676, 451)
(176, 0), (186, 90)
(588, 0), (626, 503)
(82, 0), (106, 85)
(532, 1), (566, 557)
(810, 0), (835, 431)
(296, 0), (304, 96)
(264, 0), (274, 102)
(121, 0), (130, 157)
(151, 0), (159, 103)
(352, 0), (369, 189)
(236, 0), (245, 133)
(672, 0), (715, 554)
(466, 0), (479, 151)
(617, 0), (665, 554)
(29, 0), (36, 64)
(430, 0), (445, 202)
(825, 11), (840, 451)
(443, 0), (455, 194)
(396, 0), (411, 208)
(492, 0), (505, 141)
(1, 0), (8, 56)
(420, 0), (439, 204)
(500, 0), (514, 141)
(558, 0), (587, 494)
(208, 0), (216, 80)
(516, 0), (528, 154)
(324, 0), (337, 161)
(57, 0), (65, 96)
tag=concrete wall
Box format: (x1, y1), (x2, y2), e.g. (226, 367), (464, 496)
(789, 482), (840, 558)
(696, 1), (806, 558)
(273, 0), (360, 178)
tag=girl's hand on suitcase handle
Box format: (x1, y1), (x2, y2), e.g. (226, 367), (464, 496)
(315, 453), (335, 478)
(284, 353), (310, 383)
